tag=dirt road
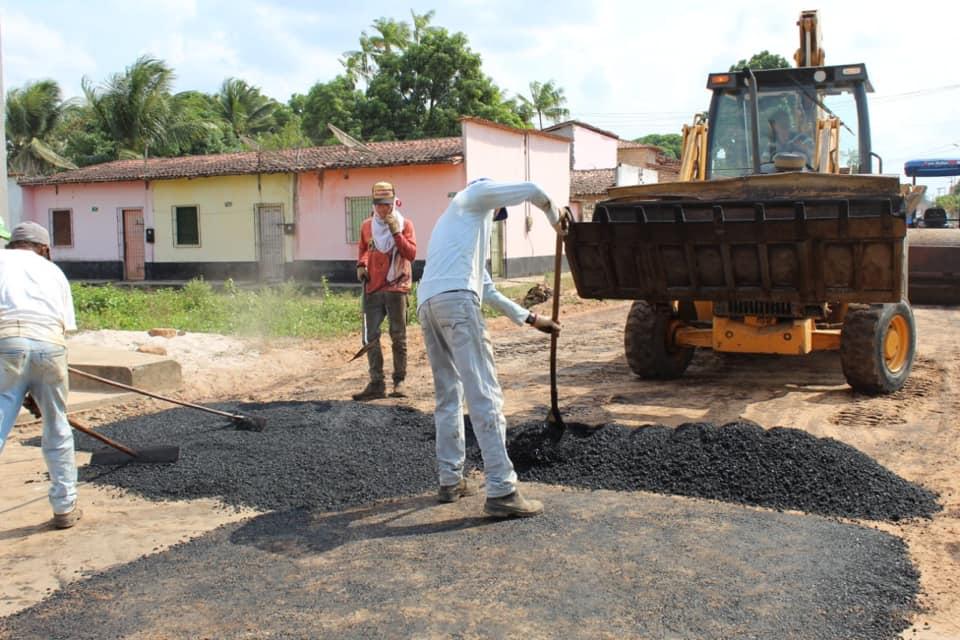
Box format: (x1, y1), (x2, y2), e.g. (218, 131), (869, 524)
(1, 298), (958, 638)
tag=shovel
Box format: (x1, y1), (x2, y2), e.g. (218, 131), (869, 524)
(349, 279), (374, 362)
(544, 211), (569, 443)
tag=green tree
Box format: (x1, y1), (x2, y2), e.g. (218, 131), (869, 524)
(300, 76), (365, 145)
(215, 78), (278, 139)
(82, 55), (210, 158)
(518, 80), (569, 129)
(935, 194), (959, 214)
(5, 80), (78, 175)
(256, 104), (311, 150)
(361, 28), (525, 139)
(635, 133), (683, 159)
(163, 90), (239, 155)
(369, 17), (411, 54)
(54, 103), (121, 167)
(730, 50), (791, 71)
(410, 9), (436, 44)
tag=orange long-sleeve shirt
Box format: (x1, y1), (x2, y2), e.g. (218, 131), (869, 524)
(357, 217), (417, 294)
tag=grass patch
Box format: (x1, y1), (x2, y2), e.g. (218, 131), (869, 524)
(71, 276), (569, 339)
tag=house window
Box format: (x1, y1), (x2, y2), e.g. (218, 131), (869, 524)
(173, 205), (200, 246)
(345, 196), (372, 243)
(51, 209), (73, 247)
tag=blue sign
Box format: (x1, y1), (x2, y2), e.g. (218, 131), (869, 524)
(904, 159), (960, 178)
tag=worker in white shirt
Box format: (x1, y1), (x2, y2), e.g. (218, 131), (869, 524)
(0, 221), (81, 529)
(417, 178), (564, 518)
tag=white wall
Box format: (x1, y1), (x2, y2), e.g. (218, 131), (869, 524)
(6, 178), (23, 226)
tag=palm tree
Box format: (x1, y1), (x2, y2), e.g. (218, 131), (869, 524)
(5, 80), (77, 175)
(341, 16), (417, 83)
(410, 10), (436, 44)
(369, 17), (411, 54)
(215, 78), (278, 139)
(82, 55), (208, 158)
(519, 80), (570, 129)
(341, 33), (377, 83)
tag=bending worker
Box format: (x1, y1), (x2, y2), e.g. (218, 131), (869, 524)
(353, 181), (417, 401)
(0, 222), (81, 529)
(417, 178), (564, 519)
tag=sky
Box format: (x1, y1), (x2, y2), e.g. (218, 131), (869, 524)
(2, 0), (958, 195)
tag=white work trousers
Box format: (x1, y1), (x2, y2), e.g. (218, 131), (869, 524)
(418, 290), (517, 498)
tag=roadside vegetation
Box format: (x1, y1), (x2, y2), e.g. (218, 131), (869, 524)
(71, 277), (560, 339)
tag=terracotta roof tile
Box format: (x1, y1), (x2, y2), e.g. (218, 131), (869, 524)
(19, 138), (464, 186)
(571, 168), (617, 197)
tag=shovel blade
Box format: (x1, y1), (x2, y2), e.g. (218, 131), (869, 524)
(543, 409), (565, 444)
(232, 415), (267, 432)
(349, 341), (376, 362)
(89, 446), (180, 466)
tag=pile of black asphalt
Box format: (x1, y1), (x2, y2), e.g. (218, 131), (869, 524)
(69, 402), (939, 521)
(3, 401), (932, 639)
(504, 419), (942, 522)
(73, 400), (450, 513)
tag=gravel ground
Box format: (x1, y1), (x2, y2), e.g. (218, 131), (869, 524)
(504, 420), (942, 521)
(0, 490), (919, 640)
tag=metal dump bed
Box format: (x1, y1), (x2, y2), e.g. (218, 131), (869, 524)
(566, 173), (907, 305)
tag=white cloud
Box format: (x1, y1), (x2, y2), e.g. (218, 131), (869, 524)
(0, 10), (97, 96)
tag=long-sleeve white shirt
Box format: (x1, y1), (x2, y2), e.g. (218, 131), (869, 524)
(417, 179), (559, 324)
(0, 249), (77, 346)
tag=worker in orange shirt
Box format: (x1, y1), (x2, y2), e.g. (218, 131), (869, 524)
(353, 181), (417, 401)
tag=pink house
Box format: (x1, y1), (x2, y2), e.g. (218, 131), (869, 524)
(18, 118), (570, 283)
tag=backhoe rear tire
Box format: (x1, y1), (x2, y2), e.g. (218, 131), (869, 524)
(840, 302), (916, 395)
(624, 301), (694, 379)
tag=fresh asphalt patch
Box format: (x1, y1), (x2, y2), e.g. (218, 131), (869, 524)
(0, 489), (919, 640)
(5, 400), (935, 638)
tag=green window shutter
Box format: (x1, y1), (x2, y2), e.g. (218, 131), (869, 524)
(345, 196), (373, 243)
(175, 206), (200, 246)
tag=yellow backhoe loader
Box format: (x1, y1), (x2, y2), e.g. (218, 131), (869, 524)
(564, 10), (926, 394)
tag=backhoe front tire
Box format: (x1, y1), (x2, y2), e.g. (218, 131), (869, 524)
(840, 302), (916, 395)
(624, 301), (694, 379)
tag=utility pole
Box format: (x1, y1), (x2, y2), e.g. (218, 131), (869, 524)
(0, 20), (10, 225)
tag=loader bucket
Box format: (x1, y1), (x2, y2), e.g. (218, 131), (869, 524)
(566, 173), (908, 306)
(908, 228), (960, 306)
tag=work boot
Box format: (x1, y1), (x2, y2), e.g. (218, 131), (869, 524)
(389, 380), (407, 398)
(484, 491), (543, 518)
(352, 382), (386, 401)
(437, 477), (478, 503)
(52, 505), (83, 530)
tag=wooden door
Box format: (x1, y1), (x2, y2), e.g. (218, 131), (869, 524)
(122, 209), (145, 281)
(257, 205), (285, 282)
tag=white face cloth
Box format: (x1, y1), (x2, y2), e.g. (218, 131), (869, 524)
(371, 208), (405, 283)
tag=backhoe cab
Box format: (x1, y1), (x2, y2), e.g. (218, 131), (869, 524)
(705, 64), (873, 178)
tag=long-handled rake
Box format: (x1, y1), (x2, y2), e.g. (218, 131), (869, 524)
(68, 367), (267, 432)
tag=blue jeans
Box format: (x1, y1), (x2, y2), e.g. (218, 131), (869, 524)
(418, 291), (518, 498)
(0, 337), (77, 514)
